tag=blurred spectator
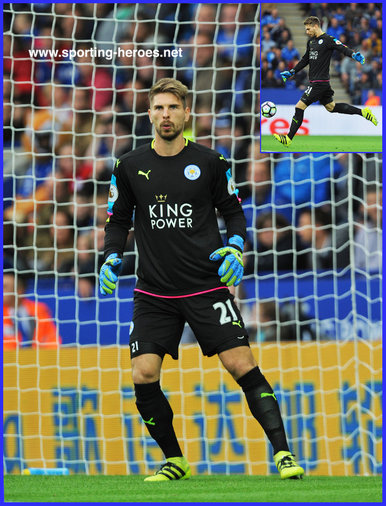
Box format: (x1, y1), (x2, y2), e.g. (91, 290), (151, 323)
(262, 68), (283, 88)
(117, 79), (152, 147)
(246, 300), (316, 342)
(114, 38), (135, 88)
(73, 182), (95, 234)
(327, 17), (345, 39)
(274, 153), (343, 214)
(178, 32), (231, 111)
(93, 3), (132, 53)
(365, 90), (381, 106)
(76, 233), (97, 298)
(261, 7), (281, 30)
(215, 3), (255, 63)
(271, 20), (292, 47)
(281, 40), (300, 63)
(4, 31), (33, 104)
(41, 209), (75, 274)
(242, 145), (293, 245)
(297, 207), (350, 270)
(359, 16), (372, 40)
(262, 29), (277, 53)
(354, 187), (382, 272)
(4, 107), (57, 223)
(246, 211), (305, 274)
(194, 3), (216, 38)
(75, 43), (113, 111)
(365, 31), (382, 56)
(71, 87), (94, 159)
(214, 111), (233, 159)
(3, 271), (61, 349)
(351, 72), (373, 105)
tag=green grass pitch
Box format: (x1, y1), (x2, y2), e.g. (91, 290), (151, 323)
(4, 475), (382, 502)
(261, 135), (382, 153)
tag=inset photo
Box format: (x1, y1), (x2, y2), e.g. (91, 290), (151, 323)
(260, 3), (382, 152)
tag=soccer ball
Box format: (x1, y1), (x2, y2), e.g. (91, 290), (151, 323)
(261, 101), (277, 118)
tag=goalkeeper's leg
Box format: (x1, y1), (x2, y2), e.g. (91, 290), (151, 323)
(132, 354), (191, 482)
(327, 102), (378, 125)
(219, 347), (304, 479)
(273, 102), (307, 146)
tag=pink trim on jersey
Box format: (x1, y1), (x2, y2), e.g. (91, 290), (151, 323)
(134, 286), (228, 299)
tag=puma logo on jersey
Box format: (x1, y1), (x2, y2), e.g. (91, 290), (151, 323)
(232, 320), (242, 328)
(138, 170), (151, 180)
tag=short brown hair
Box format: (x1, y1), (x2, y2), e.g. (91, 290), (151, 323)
(304, 16), (321, 27)
(149, 78), (188, 107)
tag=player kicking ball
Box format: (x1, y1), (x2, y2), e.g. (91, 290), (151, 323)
(274, 16), (378, 147)
(100, 78), (304, 481)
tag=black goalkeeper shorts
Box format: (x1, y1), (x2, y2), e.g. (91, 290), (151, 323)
(129, 288), (249, 360)
(300, 81), (334, 106)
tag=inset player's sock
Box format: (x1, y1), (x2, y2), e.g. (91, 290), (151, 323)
(135, 381), (183, 458)
(237, 367), (290, 454)
(287, 107), (304, 140)
(331, 103), (362, 115)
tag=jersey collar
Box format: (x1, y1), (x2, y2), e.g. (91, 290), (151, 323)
(151, 137), (189, 149)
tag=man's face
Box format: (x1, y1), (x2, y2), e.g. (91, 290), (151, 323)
(257, 219), (274, 247)
(305, 24), (318, 38)
(148, 92), (190, 141)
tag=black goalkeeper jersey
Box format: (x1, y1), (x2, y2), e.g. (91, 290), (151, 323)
(104, 139), (246, 296)
(293, 33), (354, 81)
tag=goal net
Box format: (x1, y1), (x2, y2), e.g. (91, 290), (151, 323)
(3, 3), (381, 477)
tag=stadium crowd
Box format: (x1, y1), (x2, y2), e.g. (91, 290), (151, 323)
(3, 4), (382, 345)
(261, 3), (382, 105)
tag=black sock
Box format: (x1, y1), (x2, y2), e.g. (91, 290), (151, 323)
(287, 107), (304, 140)
(331, 103), (362, 115)
(135, 381), (183, 459)
(237, 366), (289, 454)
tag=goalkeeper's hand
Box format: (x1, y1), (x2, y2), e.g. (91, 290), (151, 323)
(99, 253), (122, 296)
(352, 51), (365, 64)
(280, 69), (295, 82)
(209, 235), (244, 287)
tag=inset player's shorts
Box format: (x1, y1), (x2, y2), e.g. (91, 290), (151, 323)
(300, 81), (334, 106)
(129, 288), (249, 359)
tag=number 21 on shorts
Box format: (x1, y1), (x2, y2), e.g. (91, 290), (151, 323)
(213, 300), (239, 325)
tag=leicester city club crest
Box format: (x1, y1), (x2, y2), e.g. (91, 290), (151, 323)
(184, 164), (201, 180)
(107, 174), (119, 218)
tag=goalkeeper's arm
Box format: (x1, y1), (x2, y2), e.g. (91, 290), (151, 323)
(100, 224), (128, 296)
(101, 160), (136, 295)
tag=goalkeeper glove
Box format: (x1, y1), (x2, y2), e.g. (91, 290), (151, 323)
(280, 69), (295, 82)
(352, 51), (365, 64)
(99, 253), (122, 296)
(209, 235), (244, 287)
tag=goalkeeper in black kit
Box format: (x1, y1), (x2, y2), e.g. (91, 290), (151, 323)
(99, 78), (304, 481)
(274, 16), (378, 147)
